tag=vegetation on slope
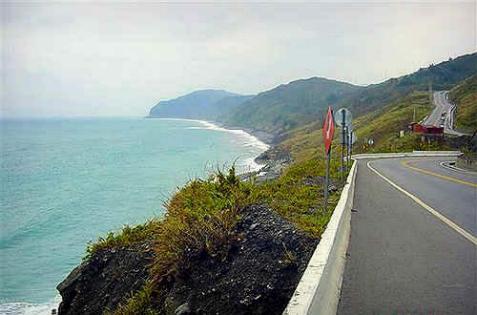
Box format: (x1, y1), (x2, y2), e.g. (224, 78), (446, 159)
(449, 74), (477, 133)
(276, 91), (450, 160)
(219, 52), (477, 136)
(351, 92), (443, 152)
(335, 52), (477, 117)
(220, 77), (362, 135)
(85, 158), (342, 314)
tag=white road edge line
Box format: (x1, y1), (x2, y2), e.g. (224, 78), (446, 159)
(439, 161), (477, 175)
(367, 160), (477, 246)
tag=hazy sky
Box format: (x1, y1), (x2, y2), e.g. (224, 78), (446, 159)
(1, 1), (476, 118)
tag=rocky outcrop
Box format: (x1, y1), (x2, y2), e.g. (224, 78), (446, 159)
(57, 242), (154, 315)
(160, 205), (318, 314)
(56, 205), (318, 315)
(253, 147), (292, 182)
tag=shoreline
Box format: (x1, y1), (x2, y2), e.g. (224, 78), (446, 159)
(1, 118), (274, 314)
(151, 117), (273, 173)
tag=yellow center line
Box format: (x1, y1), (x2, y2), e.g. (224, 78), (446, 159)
(401, 160), (477, 188)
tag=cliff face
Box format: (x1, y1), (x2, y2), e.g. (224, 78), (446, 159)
(57, 242), (154, 314)
(57, 205), (319, 314)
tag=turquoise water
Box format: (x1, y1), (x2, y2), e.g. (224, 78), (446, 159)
(0, 118), (267, 313)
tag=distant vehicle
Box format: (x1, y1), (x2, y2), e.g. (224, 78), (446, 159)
(441, 112), (446, 117)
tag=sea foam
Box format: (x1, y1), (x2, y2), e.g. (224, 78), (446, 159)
(0, 296), (60, 315)
(158, 118), (270, 171)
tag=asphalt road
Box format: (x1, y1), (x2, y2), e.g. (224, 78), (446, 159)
(338, 157), (477, 314)
(423, 91), (466, 136)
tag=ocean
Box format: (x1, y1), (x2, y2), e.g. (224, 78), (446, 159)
(0, 117), (268, 314)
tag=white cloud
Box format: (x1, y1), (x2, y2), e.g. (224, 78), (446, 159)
(1, 1), (476, 117)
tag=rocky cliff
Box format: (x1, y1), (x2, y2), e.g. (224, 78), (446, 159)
(57, 205), (319, 314)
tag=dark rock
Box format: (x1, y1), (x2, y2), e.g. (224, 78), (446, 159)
(254, 146), (291, 165)
(56, 205), (319, 315)
(57, 242), (154, 315)
(175, 302), (191, 315)
(163, 205), (319, 315)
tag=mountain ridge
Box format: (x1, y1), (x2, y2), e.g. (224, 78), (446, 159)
(148, 52), (477, 138)
(149, 89), (253, 120)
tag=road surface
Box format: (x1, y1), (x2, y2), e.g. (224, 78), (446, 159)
(423, 91), (467, 136)
(338, 156), (477, 314)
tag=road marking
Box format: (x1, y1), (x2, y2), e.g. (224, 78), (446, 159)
(439, 161), (477, 175)
(367, 161), (477, 246)
(401, 160), (477, 188)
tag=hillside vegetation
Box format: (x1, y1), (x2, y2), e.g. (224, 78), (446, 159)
(220, 77), (362, 135)
(77, 157), (343, 314)
(449, 74), (477, 133)
(225, 53), (477, 136)
(149, 53), (477, 140)
(277, 91), (451, 161)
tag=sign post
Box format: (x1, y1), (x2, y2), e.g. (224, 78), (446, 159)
(346, 123), (354, 168)
(349, 131), (356, 164)
(322, 106), (335, 212)
(334, 108), (352, 182)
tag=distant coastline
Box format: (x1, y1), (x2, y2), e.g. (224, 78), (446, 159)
(149, 117), (272, 173)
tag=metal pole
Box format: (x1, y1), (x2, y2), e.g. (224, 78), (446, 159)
(324, 148), (331, 212)
(347, 129), (351, 168)
(341, 110), (346, 180)
(350, 132), (353, 162)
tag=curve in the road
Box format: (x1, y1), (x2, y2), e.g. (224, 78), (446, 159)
(402, 160), (477, 188)
(367, 160), (477, 245)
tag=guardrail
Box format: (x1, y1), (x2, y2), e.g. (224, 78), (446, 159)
(283, 150), (462, 315)
(284, 160), (357, 315)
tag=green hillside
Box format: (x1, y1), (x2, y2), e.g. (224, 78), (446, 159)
(339, 52), (477, 116)
(278, 90), (457, 162)
(218, 53), (477, 138)
(147, 53), (477, 139)
(352, 92), (439, 152)
(449, 74), (477, 133)
(220, 77), (362, 135)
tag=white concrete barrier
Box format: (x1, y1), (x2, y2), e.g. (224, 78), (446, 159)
(283, 160), (357, 315)
(353, 151), (461, 160)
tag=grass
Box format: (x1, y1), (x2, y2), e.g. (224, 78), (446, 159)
(107, 281), (158, 315)
(352, 91), (438, 152)
(449, 74), (477, 133)
(87, 157), (344, 314)
(86, 220), (162, 258)
(150, 166), (255, 282)
(277, 91), (450, 159)
(251, 150), (343, 236)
